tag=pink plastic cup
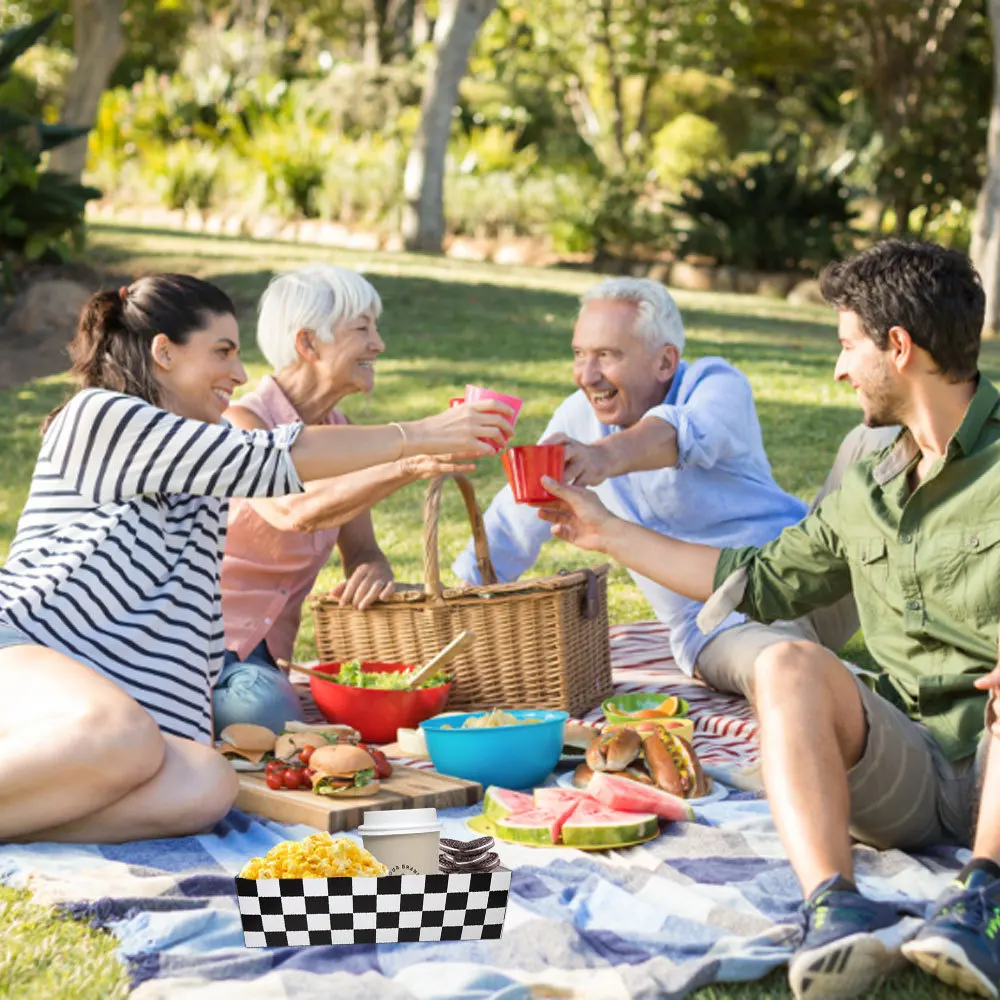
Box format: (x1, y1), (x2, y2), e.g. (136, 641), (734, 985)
(464, 384), (523, 452)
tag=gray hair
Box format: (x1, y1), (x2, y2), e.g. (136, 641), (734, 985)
(580, 277), (685, 354)
(257, 265), (383, 371)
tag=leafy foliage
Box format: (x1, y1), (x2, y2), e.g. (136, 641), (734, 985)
(0, 13), (100, 288)
(675, 140), (858, 272)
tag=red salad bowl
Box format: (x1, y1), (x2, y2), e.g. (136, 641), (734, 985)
(501, 444), (566, 505)
(309, 662), (452, 744)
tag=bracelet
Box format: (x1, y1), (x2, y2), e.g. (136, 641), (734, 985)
(388, 421), (408, 459)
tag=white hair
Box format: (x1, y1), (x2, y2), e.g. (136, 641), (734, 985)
(580, 277), (685, 354)
(257, 265), (383, 371)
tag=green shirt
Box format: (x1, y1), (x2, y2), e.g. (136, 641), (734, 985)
(711, 376), (1000, 761)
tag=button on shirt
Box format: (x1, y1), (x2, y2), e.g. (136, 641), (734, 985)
(453, 357), (809, 674)
(706, 376), (1000, 761)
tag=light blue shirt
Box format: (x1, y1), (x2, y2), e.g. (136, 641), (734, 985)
(452, 357), (809, 675)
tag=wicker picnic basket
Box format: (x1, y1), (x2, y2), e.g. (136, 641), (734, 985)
(310, 474), (613, 716)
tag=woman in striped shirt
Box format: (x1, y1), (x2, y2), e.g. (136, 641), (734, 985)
(0, 274), (512, 843)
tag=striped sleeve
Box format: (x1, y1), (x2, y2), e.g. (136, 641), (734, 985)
(46, 389), (305, 503)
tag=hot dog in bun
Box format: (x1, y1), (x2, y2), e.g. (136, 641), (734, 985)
(641, 729), (709, 798)
(585, 726), (643, 772)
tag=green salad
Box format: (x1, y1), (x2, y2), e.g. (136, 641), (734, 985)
(334, 660), (451, 690)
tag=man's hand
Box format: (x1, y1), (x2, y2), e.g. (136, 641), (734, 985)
(535, 477), (618, 551)
(976, 647), (1000, 738)
(333, 556), (396, 610)
(542, 433), (615, 488)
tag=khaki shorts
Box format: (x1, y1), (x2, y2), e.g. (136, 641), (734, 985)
(847, 678), (988, 851)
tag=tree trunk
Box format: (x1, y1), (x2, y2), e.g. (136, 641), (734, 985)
(401, 0), (496, 252)
(364, 0), (392, 68)
(47, 0), (124, 182)
(973, 0), (1000, 337)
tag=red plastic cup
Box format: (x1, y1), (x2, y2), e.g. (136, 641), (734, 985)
(464, 384), (523, 452)
(501, 444), (565, 505)
(448, 397), (465, 408)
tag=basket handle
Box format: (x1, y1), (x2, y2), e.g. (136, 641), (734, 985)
(423, 474), (498, 600)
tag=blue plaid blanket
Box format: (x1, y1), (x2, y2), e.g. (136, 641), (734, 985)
(0, 792), (965, 1000)
(0, 624), (970, 998)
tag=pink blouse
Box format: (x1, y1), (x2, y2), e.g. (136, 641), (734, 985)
(221, 376), (347, 661)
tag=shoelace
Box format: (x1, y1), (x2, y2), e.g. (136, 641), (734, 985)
(932, 886), (990, 931)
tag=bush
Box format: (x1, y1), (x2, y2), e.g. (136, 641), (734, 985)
(0, 14), (100, 290)
(651, 113), (728, 191)
(674, 139), (858, 272)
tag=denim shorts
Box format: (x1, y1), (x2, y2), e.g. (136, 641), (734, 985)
(0, 620), (34, 652)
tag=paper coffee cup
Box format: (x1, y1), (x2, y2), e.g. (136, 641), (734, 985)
(358, 808), (442, 875)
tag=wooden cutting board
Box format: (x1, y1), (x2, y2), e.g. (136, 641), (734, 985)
(235, 765), (483, 832)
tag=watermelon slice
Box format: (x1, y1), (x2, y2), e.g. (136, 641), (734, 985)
(483, 786), (534, 822)
(494, 800), (581, 845)
(560, 800), (659, 847)
(587, 771), (695, 822)
(533, 787), (593, 810)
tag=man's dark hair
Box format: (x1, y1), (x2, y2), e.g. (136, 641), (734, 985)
(819, 239), (984, 382)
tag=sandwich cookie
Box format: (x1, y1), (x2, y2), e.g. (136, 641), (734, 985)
(438, 836), (500, 873)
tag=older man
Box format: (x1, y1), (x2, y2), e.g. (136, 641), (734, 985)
(453, 277), (890, 698)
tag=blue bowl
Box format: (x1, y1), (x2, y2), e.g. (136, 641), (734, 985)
(420, 709), (568, 789)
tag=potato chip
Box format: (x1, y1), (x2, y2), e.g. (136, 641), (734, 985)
(238, 832), (388, 879)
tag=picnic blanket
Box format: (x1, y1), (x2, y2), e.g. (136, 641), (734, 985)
(0, 622), (966, 1000)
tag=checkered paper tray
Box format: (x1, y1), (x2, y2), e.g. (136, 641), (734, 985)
(235, 870), (511, 947)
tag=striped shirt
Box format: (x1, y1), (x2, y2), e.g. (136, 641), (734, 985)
(0, 388), (304, 743)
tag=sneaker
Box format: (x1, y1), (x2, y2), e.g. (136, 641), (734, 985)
(788, 874), (919, 1000)
(903, 869), (1000, 998)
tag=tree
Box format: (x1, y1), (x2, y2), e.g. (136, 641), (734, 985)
(47, 0), (124, 181)
(973, 0), (1000, 335)
(401, 0), (496, 252)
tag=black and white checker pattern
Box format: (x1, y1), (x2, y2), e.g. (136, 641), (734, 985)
(236, 871), (511, 947)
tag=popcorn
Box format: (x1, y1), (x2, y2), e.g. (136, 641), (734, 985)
(239, 832), (388, 879)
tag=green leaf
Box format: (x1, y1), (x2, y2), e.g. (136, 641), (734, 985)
(0, 13), (58, 85)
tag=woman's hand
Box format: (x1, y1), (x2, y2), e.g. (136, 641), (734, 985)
(333, 556), (396, 610)
(975, 636), (1000, 739)
(535, 477), (618, 552)
(397, 454), (477, 481)
(403, 400), (515, 458)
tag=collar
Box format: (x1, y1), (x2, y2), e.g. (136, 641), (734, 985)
(872, 375), (999, 486)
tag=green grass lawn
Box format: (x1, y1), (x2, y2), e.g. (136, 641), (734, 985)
(2, 221), (992, 998)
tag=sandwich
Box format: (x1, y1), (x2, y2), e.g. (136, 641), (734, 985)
(217, 724), (277, 765)
(309, 744), (381, 797)
(561, 722), (599, 760)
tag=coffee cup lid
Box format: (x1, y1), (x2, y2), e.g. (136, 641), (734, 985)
(358, 807), (441, 836)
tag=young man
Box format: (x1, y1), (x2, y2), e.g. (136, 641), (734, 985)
(453, 276), (889, 700)
(538, 240), (1000, 1000)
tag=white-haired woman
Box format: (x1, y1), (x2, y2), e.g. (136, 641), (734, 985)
(215, 265), (469, 735)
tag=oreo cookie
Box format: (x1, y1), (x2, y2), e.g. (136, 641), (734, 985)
(439, 851), (500, 874)
(438, 836), (499, 873)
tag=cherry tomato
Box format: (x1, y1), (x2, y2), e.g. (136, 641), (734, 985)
(265, 772), (284, 790)
(265, 759), (282, 776)
(303, 766), (315, 779)
(297, 746), (314, 765)
(283, 768), (303, 790)
(370, 749), (392, 779)
(299, 768), (314, 788)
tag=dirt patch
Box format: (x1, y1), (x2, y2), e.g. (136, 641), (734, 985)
(0, 263), (134, 390)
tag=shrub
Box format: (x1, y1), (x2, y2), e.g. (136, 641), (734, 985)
(0, 14), (100, 290)
(674, 139), (858, 272)
(651, 113), (728, 190)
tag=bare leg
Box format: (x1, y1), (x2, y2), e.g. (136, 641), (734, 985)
(0, 644), (236, 842)
(22, 735), (238, 843)
(972, 736), (1000, 863)
(755, 640), (869, 895)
